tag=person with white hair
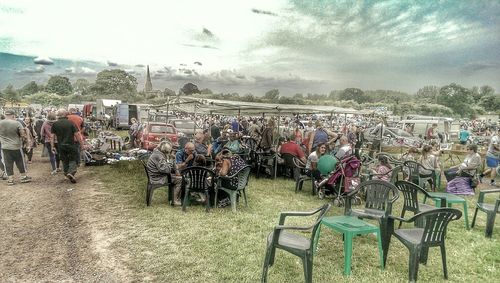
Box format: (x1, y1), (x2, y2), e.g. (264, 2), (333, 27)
(335, 136), (352, 160)
(146, 140), (177, 186)
(50, 109), (82, 183)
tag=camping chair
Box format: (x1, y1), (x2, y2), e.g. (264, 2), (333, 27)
(387, 208), (462, 282)
(181, 166), (215, 212)
(395, 181), (445, 228)
(471, 188), (500, 237)
(214, 165), (252, 212)
(403, 160), (437, 191)
(261, 204), (332, 283)
(141, 160), (174, 206)
(344, 180), (399, 267)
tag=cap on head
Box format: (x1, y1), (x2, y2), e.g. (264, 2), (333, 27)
(4, 110), (15, 116)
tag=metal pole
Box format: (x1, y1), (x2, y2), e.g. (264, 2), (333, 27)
(274, 108), (280, 179)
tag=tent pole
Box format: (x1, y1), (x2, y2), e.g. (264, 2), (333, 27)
(274, 109), (280, 179)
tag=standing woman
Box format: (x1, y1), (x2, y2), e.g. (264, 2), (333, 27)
(23, 117), (37, 164)
(40, 112), (60, 174)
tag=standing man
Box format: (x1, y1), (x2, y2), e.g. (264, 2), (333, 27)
(369, 117), (386, 157)
(426, 123), (439, 141)
(480, 128), (500, 186)
(51, 109), (82, 183)
(0, 110), (32, 185)
(67, 108), (84, 166)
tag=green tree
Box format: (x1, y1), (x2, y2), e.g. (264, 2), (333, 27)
(45, 75), (73, 95)
(479, 95), (500, 112)
(73, 78), (90, 95)
(340, 88), (368, 104)
(180, 83), (200, 95)
(437, 83), (474, 117)
(21, 81), (39, 96)
(163, 88), (176, 96)
(264, 89), (279, 100)
(27, 91), (64, 107)
(415, 85), (439, 103)
(93, 69), (138, 95)
(3, 85), (20, 107)
(242, 93), (256, 102)
(200, 88), (213, 94)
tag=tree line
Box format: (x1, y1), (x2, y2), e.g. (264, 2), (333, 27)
(0, 68), (498, 118)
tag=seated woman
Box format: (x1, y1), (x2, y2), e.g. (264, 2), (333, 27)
(305, 142), (328, 180)
(419, 145), (441, 191)
(371, 155), (392, 182)
(224, 130), (243, 153)
(445, 144), (481, 195)
(215, 149), (247, 207)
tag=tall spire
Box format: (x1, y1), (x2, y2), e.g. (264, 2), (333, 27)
(145, 65), (153, 92)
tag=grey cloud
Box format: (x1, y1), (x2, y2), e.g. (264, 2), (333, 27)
(251, 8), (278, 17)
(64, 67), (96, 76)
(203, 28), (214, 37)
(107, 61), (118, 66)
(461, 62), (500, 76)
(17, 66), (45, 74)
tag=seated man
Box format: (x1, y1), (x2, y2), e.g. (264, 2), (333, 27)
(174, 142), (196, 205)
(279, 134), (306, 164)
(194, 130), (212, 156)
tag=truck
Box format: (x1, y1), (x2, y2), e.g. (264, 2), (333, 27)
(398, 118), (454, 143)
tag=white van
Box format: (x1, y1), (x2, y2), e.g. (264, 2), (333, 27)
(398, 118), (454, 142)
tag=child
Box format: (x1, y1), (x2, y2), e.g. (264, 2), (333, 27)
(372, 155), (392, 182)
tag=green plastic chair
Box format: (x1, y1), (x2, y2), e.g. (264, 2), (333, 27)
(181, 166), (215, 212)
(395, 181), (445, 228)
(261, 203), (331, 283)
(141, 160), (174, 206)
(344, 180), (399, 267)
(471, 188), (500, 238)
(214, 165), (251, 212)
(403, 160), (437, 191)
(387, 208), (462, 283)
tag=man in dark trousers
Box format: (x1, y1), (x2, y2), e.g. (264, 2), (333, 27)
(51, 109), (82, 183)
(0, 110), (32, 185)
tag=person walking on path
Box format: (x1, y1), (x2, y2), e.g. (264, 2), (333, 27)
(40, 112), (61, 175)
(67, 108), (84, 165)
(51, 109), (83, 183)
(0, 110), (32, 185)
(22, 116), (37, 164)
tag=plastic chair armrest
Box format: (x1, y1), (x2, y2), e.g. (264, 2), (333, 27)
(279, 208), (324, 225)
(495, 198), (500, 213)
(275, 225), (312, 231)
(389, 215), (411, 223)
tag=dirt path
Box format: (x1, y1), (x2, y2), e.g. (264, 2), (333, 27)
(0, 148), (131, 282)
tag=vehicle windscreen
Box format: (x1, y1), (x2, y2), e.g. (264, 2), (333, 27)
(150, 125), (174, 133)
(391, 128), (414, 137)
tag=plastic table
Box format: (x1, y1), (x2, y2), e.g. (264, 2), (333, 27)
(423, 192), (469, 229)
(316, 215), (384, 276)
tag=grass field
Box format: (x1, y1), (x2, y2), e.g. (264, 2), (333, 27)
(94, 161), (499, 282)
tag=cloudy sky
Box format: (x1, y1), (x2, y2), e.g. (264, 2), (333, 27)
(1, 0), (499, 95)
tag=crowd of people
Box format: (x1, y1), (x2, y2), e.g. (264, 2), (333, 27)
(1, 108), (499, 202)
(0, 108), (84, 185)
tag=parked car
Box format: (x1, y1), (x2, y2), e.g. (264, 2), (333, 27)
(139, 122), (178, 151)
(168, 119), (197, 138)
(364, 127), (423, 148)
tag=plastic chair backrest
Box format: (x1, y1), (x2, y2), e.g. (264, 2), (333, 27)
(395, 180), (430, 213)
(281, 153), (297, 167)
(415, 208), (462, 246)
(181, 166), (215, 192)
(141, 160), (151, 181)
(360, 180), (399, 211)
(235, 166), (252, 191)
(403, 160), (421, 183)
(310, 203), (332, 247)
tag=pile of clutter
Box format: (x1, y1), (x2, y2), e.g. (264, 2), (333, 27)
(82, 133), (152, 166)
